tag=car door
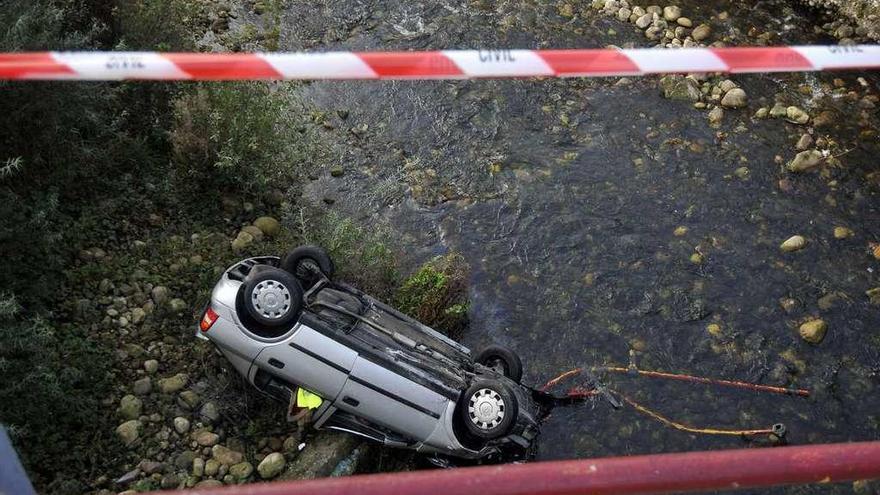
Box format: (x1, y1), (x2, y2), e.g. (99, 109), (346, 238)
(253, 323), (357, 402)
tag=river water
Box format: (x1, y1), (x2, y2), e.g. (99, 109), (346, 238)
(270, 0), (879, 486)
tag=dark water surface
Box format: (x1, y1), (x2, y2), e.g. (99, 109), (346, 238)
(273, 0), (879, 486)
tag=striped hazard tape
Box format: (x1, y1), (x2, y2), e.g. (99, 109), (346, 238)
(1, 46), (879, 81)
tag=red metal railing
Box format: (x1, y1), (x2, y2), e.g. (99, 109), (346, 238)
(165, 441), (880, 495)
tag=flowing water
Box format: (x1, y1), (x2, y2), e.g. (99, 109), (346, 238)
(270, 0), (878, 486)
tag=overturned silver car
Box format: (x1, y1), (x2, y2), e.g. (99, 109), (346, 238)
(196, 246), (540, 460)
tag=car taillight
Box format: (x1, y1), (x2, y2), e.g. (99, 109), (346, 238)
(200, 306), (219, 332)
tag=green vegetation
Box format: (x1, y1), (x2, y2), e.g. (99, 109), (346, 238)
(394, 254), (470, 338)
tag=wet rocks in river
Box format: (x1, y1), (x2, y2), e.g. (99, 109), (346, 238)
(799, 319), (828, 344)
(707, 106), (724, 127)
(786, 106), (810, 124)
(257, 452), (286, 479)
(721, 88), (748, 108)
(834, 226), (854, 239)
(660, 75), (701, 102)
(769, 103), (788, 118)
(795, 134), (814, 151)
(780, 235), (807, 252)
(787, 150), (824, 172)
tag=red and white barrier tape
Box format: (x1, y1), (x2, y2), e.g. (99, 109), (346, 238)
(2, 46), (879, 81)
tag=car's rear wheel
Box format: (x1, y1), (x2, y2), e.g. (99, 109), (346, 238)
(460, 380), (517, 440)
(281, 245), (335, 288)
(475, 345), (523, 383)
(242, 267), (303, 327)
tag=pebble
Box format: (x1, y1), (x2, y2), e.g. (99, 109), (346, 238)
(151, 286), (170, 305)
(617, 7), (632, 21)
(721, 88), (748, 108)
(174, 416), (191, 434)
(795, 134), (813, 151)
(635, 13), (653, 28)
(754, 107), (769, 119)
(193, 457), (206, 477)
(116, 420), (142, 445)
(133, 377), (152, 395)
(253, 216), (281, 237)
(231, 231), (254, 252)
(676, 17), (692, 27)
(117, 395), (143, 421)
(169, 298), (187, 314)
(786, 106), (810, 124)
(241, 225), (264, 242)
(258, 452), (286, 479)
(131, 307), (146, 325)
(692, 24), (711, 41)
(787, 149), (824, 173)
(194, 429), (220, 447)
(200, 401), (220, 423)
(734, 166), (750, 179)
(158, 373), (188, 394)
(230, 461), (254, 480)
(673, 226), (688, 236)
(175, 451), (197, 470)
(143, 359), (159, 374)
(662, 5), (681, 21)
(212, 444), (244, 466)
(708, 106), (724, 126)
(205, 458), (221, 477)
(706, 323), (723, 337)
(769, 103), (788, 118)
(780, 235), (807, 252)
(833, 226), (854, 239)
(799, 319), (827, 344)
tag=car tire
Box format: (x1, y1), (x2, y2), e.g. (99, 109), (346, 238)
(475, 345), (523, 383)
(460, 380), (518, 440)
(242, 267), (303, 327)
(281, 245), (335, 287)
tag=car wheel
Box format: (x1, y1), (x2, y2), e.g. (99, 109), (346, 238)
(475, 345), (523, 383)
(281, 245), (335, 287)
(460, 380), (518, 440)
(242, 267), (303, 327)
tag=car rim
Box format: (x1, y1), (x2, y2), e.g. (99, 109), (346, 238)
(251, 279), (291, 319)
(486, 357), (506, 375)
(467, 388), (505, 430)
(295, 259), (320, 280)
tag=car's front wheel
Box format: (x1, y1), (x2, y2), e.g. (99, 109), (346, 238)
(242, 267), (303, 327)
(460, 380), (518, 440)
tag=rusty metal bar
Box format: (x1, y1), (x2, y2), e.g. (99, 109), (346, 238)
(166, 441), (880, 495)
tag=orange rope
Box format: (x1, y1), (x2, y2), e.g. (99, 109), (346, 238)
(613, 390), (777, 437)
(598, 367), (811, 397)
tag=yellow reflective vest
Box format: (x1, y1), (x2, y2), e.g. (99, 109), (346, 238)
(297, 388), (323, 409)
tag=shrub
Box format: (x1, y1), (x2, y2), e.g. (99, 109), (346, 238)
(0, 293), (115, 493)
(170, 82), (311, 195)
(394, 253), (469, 337)
(296, 210), (399, 298)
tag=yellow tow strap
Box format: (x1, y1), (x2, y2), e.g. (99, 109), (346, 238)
(297, 388), (323, 409)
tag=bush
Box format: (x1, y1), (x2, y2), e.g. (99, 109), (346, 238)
(0, 294), (115, 493)
(170, 83), (311, 195)
(394, 253), (469, 337)
(297, 210), (399, 297)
